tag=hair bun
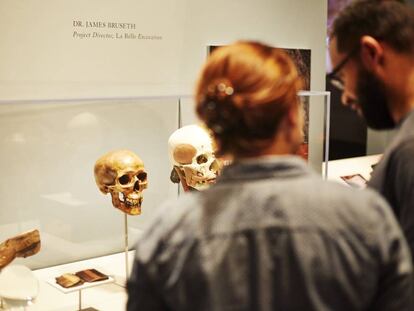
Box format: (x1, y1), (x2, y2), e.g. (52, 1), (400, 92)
(198, 79), (241, 136)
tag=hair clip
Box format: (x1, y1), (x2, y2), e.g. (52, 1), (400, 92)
(206, 80), (235, 100)
(217, 83), (234, 96)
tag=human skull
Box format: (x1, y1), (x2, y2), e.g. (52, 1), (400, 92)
(94, 149), (147, 215)
(168, 125), (220, 191)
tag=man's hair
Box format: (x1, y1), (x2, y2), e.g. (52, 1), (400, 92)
(195, 41), (302, 157)
(331, 0), (414, 53)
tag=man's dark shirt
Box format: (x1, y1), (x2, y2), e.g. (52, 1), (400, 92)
(128, 156), (413, 311)
(369, 109), (414, 260)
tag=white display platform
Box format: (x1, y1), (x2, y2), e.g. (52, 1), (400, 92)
(26, 251), (135, 311)
(327, 154), (382, 187)
(47, 275), (115, 294)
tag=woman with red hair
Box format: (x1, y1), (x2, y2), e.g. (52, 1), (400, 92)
(127, 41), (412, 311)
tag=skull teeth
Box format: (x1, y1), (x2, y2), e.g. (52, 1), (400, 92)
(118, 193), (143, 207)
(196, 179), (216, 185)
(125, 197), (143, 207)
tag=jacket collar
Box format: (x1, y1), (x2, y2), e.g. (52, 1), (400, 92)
(218, 155), (313, 183)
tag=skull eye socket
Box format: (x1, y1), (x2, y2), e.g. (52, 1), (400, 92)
(119, 174), (131, 185)
(137, 172), (147, 181)
(197, 155), (208, 164)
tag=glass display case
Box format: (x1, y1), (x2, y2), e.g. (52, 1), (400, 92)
(0, 92), (330, 310)
(0, 96), (180, 270)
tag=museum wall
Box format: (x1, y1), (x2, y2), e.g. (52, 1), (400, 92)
(0, 0), (328, 269)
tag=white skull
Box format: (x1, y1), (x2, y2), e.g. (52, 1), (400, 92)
(168, 125), (219, 191)
(94, 149), (147, 215)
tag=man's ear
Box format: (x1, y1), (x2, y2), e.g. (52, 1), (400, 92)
(360, 35), (385, 73)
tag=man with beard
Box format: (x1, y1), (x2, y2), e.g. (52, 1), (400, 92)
(329, 0), (414, 259)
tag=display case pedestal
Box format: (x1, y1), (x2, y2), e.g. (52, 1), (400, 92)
(124, 214), (129, 283)
(78, 290), (99, 311)
(111, 214), (131, 288)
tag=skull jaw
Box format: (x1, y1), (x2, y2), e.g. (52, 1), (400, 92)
(186, 177), (216, 191)
(110, 193), (143, 216)
(191, 180), (215, 191)
(182, 167), (217, 190)
(173, 166), (216, 192)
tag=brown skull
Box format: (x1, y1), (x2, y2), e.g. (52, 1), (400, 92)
(94, 149), (147, 215)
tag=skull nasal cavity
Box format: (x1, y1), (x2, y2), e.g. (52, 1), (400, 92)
(173, 144), (197, 164)
(134, 181), (140, 191)
(210, 160), (219, 172)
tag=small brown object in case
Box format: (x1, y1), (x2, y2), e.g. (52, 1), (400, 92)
(56, 273), (84, 288)
(76, 269), (109, 282)
(0, 229), (41, 270)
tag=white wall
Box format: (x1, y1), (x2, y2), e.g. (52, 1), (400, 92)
(0, 0), (328, 268)
(0, 0), (327, 99)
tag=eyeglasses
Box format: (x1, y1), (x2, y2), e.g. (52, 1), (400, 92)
(327, 45), (359, 91)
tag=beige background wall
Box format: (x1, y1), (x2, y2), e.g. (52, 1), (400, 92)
(0, 0), (328, 268)
(0, 0), (327, 99)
